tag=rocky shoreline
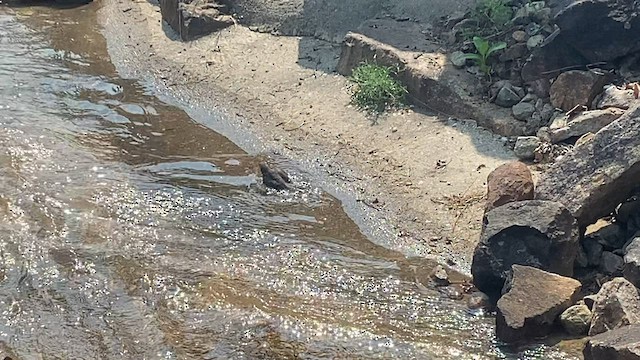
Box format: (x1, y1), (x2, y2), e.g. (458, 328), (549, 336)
(102, 0), (640, 357)
(451, 0), (640, 355)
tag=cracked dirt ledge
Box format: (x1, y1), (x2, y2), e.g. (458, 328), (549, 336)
(98, 0), (515, 270)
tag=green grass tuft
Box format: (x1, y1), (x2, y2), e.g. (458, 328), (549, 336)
(349, 63), (408, 114)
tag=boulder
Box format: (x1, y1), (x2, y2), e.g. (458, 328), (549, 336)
(160, 0), (234, 41)
(536, 106), (640, 228)
(590, 277), (640, 336)
(514, 136), (542, 161)
(472, 200), (579, 298)
(549, 70), (612, 111)
(584, 324), (640, 360)
(547, 108), (626, 143)
(496, 265), (581, 343)
(522, 0), (640, 81)
(485, 162), (534, 213)
(601, 251), (624, 275)
(560, 304), (593, 335)
(624, 236), (640, 288)
(555, 0), (640, 63)
(521, 29), (589, 82)
(597, 85), (638, 111)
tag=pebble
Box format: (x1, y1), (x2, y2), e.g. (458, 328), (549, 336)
(512, 102), (536, 121)
(527, 34), (546, 49)
(512, 30), (528, 42)
(514, 136), (542, 160)
(431, 265), (450, 286)
(225, 159), (241, 166)
(439, 285), (464, 300)
(467, 291), (491, 311)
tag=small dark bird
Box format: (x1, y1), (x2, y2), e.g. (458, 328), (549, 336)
(259, 162), (291, 190)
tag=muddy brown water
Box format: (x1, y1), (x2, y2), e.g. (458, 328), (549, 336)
(0, 3), (579, 359)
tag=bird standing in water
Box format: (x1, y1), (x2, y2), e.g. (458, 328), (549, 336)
(259, 162), (291, 190)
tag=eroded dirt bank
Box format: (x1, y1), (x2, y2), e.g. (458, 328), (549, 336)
(98, 0), (514, 268)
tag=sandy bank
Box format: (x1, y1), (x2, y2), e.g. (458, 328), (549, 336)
(98, 0), (515, 269)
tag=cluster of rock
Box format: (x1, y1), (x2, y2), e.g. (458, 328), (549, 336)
(471, 104), (640, 356)
(448, 0), (640, 162)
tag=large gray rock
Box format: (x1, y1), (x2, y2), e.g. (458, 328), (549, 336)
(522, 0), (640, 81)
(160, 0), (234, 41)
(590, 278), (640, 336)
(485, 162), (534, 213)
(584, 324), (640, 360)
(548, 108), (626, 143)
(521, 30), (588, 82)
(624, 236), (640, 288)
(496, 265), (581, 343)
(472, 200), (579, 298)
(560, 303), (593, 335)
(549, 70), (612, 111)
(536, 106), (640, 228)
(555, 0), (640, 63)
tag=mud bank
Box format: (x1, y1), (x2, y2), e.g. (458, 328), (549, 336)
(98, 0), (514, 268)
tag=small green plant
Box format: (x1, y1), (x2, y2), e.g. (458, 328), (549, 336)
(458, 36), (506, 75)
(473, 0), (513, 31)
(349, 63), (408, 114)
